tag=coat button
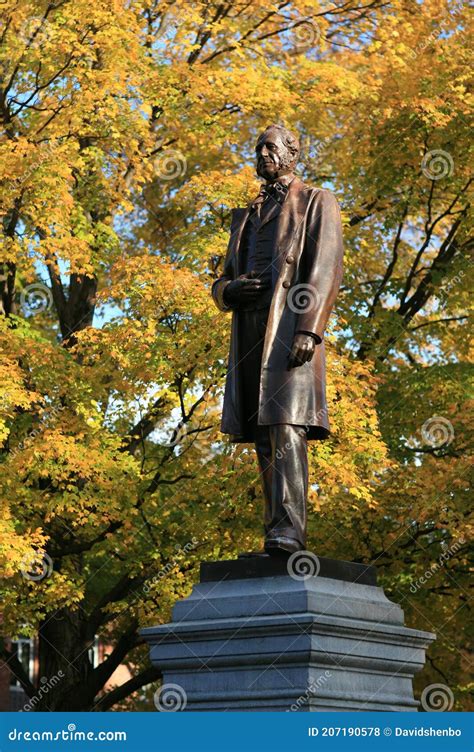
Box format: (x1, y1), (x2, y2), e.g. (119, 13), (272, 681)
(282, 280), (291, 288)
(286, 255), (295, 264)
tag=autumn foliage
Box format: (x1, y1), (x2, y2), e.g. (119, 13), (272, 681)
(0, 0), (471, 710)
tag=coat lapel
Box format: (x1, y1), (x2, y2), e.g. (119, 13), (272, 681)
(274, 177), (308, 263)
(257, 195), (282, 229)
(228, 206), (250, 273)
(229, 177), (308, 274)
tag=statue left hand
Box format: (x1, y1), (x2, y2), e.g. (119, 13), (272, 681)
(287, 333), (316, 369)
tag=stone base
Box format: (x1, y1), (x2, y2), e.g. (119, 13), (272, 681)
(141, 556), (435, 711)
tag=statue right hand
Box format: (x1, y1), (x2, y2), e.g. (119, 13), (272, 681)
(223, 273), (268, 307)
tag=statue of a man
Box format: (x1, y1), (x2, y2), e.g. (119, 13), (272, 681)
(212, 124), (344, 556)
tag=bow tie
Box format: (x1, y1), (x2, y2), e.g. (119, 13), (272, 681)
(265, 181), (288, 203)
(251, 181), (288, 211)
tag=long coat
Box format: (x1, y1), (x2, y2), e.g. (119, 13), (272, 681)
(212, 177), (344, 442)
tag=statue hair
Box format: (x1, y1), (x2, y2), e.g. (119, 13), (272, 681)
(257, 124), (300, 161)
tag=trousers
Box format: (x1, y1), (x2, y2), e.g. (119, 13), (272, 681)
(239, 307), (308, 547)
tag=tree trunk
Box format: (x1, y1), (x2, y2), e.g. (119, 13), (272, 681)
(36, 608), (96, 711)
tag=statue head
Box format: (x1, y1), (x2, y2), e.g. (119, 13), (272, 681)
(255, 124), (300, 182)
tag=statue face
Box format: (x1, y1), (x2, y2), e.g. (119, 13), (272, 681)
(255, 129), (296, 181)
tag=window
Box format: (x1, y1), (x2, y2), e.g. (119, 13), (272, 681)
(9, 638), (34, 689)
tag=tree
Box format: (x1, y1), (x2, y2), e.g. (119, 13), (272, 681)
(0, 0), (471, 710)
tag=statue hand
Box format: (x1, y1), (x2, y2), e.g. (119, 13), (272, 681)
(287, 333), (316, 369)
(224, 273), (269, 307)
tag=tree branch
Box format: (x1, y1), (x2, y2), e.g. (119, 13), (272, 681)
(0, 644), (36, 698)
(93, 665), (162, 711)
(121, 396), (169, 455)
(88, 622), (140, 697)
(409, 316), (468, 332)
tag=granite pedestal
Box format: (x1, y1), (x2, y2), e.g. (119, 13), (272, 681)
(141, 556), (435, 711)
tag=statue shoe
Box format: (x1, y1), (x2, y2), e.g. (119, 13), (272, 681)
(264, 535), (304, 556)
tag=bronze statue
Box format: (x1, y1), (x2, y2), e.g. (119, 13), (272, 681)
(212, 125), (344, 556)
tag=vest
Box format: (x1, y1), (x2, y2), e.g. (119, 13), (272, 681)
(239, 203), (281, 310)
